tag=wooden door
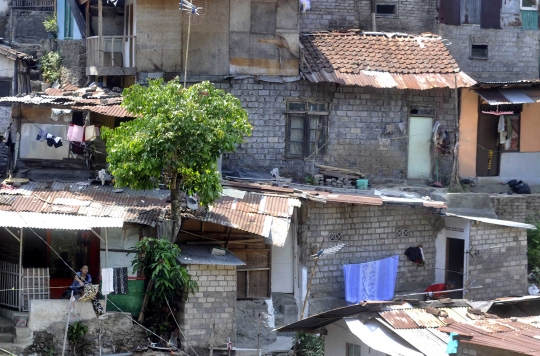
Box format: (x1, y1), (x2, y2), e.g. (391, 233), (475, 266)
(407, 117), (433, 179)
(476, 113), (500, 176)
(230, 248), (270, 299)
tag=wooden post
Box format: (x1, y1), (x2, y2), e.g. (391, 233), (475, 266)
(300, 239), (324, 319)
(18, 228), (22, 312)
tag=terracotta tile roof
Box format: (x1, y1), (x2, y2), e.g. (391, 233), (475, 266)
(0, 182), (169, 227)
(0, 44), (35, 63)
(300, 31), (476, 89)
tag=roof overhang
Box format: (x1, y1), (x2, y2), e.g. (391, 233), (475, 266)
(0, 211), (124, 229)
(301, 70), (476, 90)
(475, 87), (540, 105)
(445, 213), (536, 230)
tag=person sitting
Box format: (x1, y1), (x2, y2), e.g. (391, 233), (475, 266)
(62, 265), (92, 298)
(425, 280), (455, 300)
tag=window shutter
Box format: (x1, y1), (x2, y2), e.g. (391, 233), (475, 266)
(461, 0), (481, 24)
(481, 0), (502, 29)
(439, 0), (461, 25)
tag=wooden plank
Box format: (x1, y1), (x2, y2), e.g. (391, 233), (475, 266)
(237, 271), (247, 298)
(249, 270), (269, 298)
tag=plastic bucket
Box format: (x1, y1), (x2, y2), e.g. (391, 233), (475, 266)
(356, 179), (369, 190)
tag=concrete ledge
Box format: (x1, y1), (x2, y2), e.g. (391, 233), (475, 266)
(28, 299), (101, 331)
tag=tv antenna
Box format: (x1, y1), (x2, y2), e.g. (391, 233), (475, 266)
(180, 0), (208, 88)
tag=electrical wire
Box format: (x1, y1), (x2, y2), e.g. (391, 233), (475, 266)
(165, 298), (200, 356)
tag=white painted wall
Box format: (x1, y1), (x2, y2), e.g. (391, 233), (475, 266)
(271, 223), (294, 293)
(435, 217), (470, 287)
(57, 0), (82, 40)
(0, 0), (8, 13)
(0, 56), (14, 79)
(99, 227), (140, 277)
(324, 320), (386, 356)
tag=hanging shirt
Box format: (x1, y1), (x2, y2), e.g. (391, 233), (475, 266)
(36, 129), (47, 141)
(425, 283), (447, 299)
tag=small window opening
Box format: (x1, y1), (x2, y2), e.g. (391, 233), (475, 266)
(376, 4), (397, 15)
(471, 44), (488, 59)
(521, 0), (538, 10)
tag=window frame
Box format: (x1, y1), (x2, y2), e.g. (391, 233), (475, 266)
(521, 0), (538, 10)
(346, 343), (361, 356)
(64, 0), (74, 39)
(375, 2), (398, 17)
(470, 43), (489, 60)
(285, 99), (329, 159)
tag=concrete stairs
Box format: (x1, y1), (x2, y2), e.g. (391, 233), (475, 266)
(0, 308), (33, 354)
(272, 293), (298, 337)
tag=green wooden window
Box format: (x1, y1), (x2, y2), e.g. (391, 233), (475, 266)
(286, 100), (328, 158)
(64, 0), (74, 38)
(521, 9), (538, 30)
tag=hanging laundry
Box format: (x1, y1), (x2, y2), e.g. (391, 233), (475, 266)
(343, 256), (399, 303)
(432, 121), (441, 143)
(67, 124), (84, 142)
(84, 125), (100, 142)
(71, 141), (84, 154)
(498, 115), (506, 144)
(78, 284), (104, 317)
(113, 267), (129, 294)
(101, 268), (114, 296)
(299, 0), (311, 12)
(404, 246), (425, 266)
(51, 109), (72, 122)
(53, 137), (63, 148)
(36, 129), (47, 141)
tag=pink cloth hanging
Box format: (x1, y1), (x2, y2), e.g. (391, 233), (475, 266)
(67, 124), (84, 142)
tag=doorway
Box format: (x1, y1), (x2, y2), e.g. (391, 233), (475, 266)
(124, 0), (136, 67)
(445, 238), (465, 299)
(407, 117), (432, 179)
(476, 113), (500, 176)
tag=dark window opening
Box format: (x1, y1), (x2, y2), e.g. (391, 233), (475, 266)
(410, 105), (435, 116)
(376, 4), (397, 15)
(286, 100), (328, 158)
(471, 44), (488, 59)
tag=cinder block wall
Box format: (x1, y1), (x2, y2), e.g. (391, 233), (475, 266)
(220, 78), (457, 184)
(299, 0), (438, 34)
(177, 265), (237, 354)
(58, 40), (87, 87)
(467, 223), (527, 300)
(300, 201), (442, 313)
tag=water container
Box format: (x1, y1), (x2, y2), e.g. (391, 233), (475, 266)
(356, 179), (369, 190)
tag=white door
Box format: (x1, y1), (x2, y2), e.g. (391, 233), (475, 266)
(124, 0), (136, 67)
(407, 117), (432, 179)
(271, 226), (294, 293)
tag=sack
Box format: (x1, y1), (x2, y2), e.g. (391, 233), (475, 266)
(509, 180), (531, 194)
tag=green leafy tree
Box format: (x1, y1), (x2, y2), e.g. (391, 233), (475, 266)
(526, 217), (540, 272)
(102, 79), (251, 237)
(293, 332), (324, 356)
(130, 237), (197, 323)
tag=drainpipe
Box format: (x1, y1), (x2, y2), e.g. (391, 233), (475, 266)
(371, 0), (377, 31)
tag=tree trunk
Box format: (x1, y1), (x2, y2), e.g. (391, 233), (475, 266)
(170, 171), (182, 243)
(137, 278), (154, 323)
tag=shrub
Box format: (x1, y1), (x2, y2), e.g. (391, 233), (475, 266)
(40, 51), (62, 83)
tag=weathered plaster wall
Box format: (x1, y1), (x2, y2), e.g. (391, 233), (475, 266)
(459, 88), (478, 178)
(136, 0), (183, 74)
(520, 103), (540, 152)
(12, 10), (51, 44)
(222, 78), (457, 184)
(299, 0), (438, 33)
(177, 264), (236, 355)
(58, 40), (87, 87)
(300, 201), (441, 315)
(438, 24), (540, 82)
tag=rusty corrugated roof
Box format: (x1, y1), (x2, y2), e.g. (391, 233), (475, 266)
(0, 182), (168, 227)
(183, 191), (301, 238)
(300, 31), (476, 89)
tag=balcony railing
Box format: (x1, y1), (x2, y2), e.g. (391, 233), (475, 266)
(86, 36), (136, 75)
(12, 0), (54, 10)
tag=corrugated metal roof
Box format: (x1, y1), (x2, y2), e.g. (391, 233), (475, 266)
(182, 192), (301, 239)
(379, 310), (419, 329)
(0, 182), (169, 227)
(475, 88), (539, 105)
(177, 244), (246, 266)
(403, 308), (447, 328)
(0, 211), (123, 229)
(274, 301), (399, 332)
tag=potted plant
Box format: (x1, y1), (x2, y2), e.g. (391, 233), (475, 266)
(39, 51), (62, 91)
(43, 16), (57, 39)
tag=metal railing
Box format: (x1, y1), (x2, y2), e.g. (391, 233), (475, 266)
(0, 261), (19, 309)
(12, 0), (54, 10)
(86, 36), (136, 69)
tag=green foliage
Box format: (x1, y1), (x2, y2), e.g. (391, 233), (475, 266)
(293, 332), (324, 356)
(130, 237), (197, 304)
(526, 217), (540, 271)
(101, 79), (252, 207)
(67, 321), (88, 356)
(40, 52), (61, 83)
(305, 175), (316, 185)
(43, 15), (57, 33)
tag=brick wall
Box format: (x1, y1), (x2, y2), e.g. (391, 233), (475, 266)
(177, 264), (236, 354)
(490, 194), (540, 223)
(221, 78), (457, 184)
(58, 40), (87, 87)
(300, 201), (441, 306)
(438, 24), (540, 82)
(467, 223), (527, 300)
(12, 10), (51, 44)
(300, 0), (438, 33)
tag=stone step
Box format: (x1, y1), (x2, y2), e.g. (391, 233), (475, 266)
(0, 333), (14, 343)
